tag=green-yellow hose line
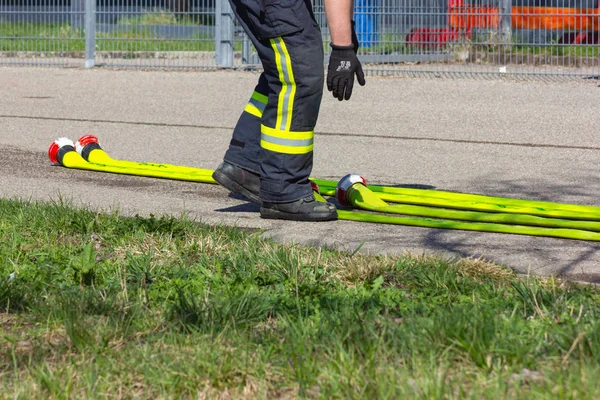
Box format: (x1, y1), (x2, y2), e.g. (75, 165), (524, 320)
(369, 184), (600, 216)
(335, 209), (600, 242)
(311, 183), (336, 197)
(81, 150), (600, 221)
(87, 149), (215, 177)
(318, 188), (600, 242)
(60, 156), (600, 242)
(309, 179), (339, 193)
(376, 192), (600, 221)
(348, 184), (600, 232)
(310, 178), (600, 219)
(61, 151), (217, 184)
(85, 149), (342, 194)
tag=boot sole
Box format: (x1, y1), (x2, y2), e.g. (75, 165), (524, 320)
(260, 207), (338, 222)
(212, 169), (262, 206)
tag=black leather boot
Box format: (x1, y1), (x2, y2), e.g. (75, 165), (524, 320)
(212, 162), (262, 205)
(260, 194), (337, 221)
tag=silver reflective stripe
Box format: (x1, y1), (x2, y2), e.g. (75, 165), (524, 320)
(249, 97), (266, 111)
(273, 38), (292, 131)
(261, 134), (313, 147)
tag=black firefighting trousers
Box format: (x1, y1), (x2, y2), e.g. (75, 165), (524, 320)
(223, 0), (324, 203)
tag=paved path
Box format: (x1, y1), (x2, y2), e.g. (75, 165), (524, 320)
(2, 67), (600, 282)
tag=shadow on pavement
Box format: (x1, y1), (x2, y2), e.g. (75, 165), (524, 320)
(413, 173), (600, 280)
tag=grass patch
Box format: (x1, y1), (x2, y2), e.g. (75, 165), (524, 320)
(1, 198), (600, 398)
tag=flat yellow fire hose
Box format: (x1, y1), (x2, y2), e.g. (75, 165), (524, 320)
(72, 135), (600, 221)
(311, 179), (600, 220)
(48, 136), (600, 242)
(49, 138), (217, 184)
(333, 175), (600, 232)
(327, 180), (600, 242)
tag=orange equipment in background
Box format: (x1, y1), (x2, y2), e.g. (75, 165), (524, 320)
(407, 0), (600, 49)
(448, 0), (600, 32)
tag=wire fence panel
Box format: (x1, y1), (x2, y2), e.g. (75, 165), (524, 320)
(95, 0), (220, 69)
(367, 0), (600, 78)
(0, 0), (84, 67)
(1, 0), (599, 78)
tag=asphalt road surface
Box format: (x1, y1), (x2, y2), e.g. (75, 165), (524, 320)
(2, 67), (600, 282)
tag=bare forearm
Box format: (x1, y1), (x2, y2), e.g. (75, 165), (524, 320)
(324, 0), (353, 46)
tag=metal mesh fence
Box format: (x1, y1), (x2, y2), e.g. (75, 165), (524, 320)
(95, 0), (219, 68)
(0, 0), (84, 66)
(374, 0), (600, 78)
(1, 0), (599, 78)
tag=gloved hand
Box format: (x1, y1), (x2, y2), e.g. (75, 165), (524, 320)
(327, 43), (366, 101)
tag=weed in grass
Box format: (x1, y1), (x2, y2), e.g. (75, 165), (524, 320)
(71, 242), (99, 287)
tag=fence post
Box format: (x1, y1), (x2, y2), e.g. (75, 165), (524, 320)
(85, 0), (96, 68)
(499, 0), (512, 48)
(215, 0), (235, 67)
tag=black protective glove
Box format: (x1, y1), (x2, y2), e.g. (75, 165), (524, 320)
(327, 43), (366, 101)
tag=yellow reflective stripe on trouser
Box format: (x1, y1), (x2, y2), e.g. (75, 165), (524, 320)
(244, 90), (268, 118)
(270, 37), (296, 132)
(260, 124), (314, 155)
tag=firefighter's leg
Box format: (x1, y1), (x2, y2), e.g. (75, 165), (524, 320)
(217, 0), (336, 220)
(258, 33), (337, 220)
